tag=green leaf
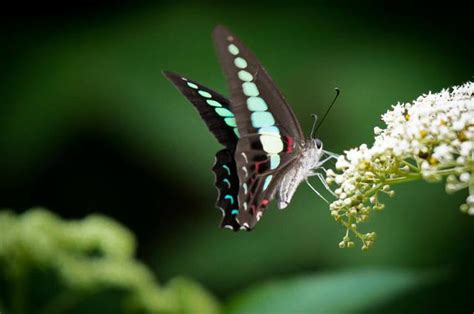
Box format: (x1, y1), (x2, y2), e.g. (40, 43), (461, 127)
(0, 209), (220, 314)
(226, 268), (438, 314)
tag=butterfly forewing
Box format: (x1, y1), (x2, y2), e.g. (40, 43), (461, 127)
(212, 26), (304, 140)
(212, 26), (304, 228)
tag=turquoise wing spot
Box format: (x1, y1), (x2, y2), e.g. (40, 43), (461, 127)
(222, 165), (231, 175)
(198, 90), (212, 98)
(263, 175), (273, 190)
(234, 57), (248, 69)
(270, 154), (281, 169)
(238, 70), (253, 82)
(258, 126), (280, 135)
(215, 107), (234, 117)
(224, 194), (235, 205)
(233, 128), (240, 138)
(224, 117), (237, 127)
(231, 209), (239, 215)
(187, 82), (198, 89)
(251, 111), (275, 128)
(242, 82), (259, 97)
(206, 99), (222, 107)
(247, 97), (268, 111)
(228, 44), (239, 55)
(223, 178), (231, 188)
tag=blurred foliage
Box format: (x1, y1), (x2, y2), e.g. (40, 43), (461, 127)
(227, 269), (439, 314)
(0, 209), (220, 314)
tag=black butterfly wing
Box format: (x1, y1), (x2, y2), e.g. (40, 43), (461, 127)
(163, 71), (239, 149)
(212, 26), (304, 229)
(212, 149), (241, 230)
(163, 71), (241, 230)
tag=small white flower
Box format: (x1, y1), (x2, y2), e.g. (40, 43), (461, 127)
(459, 172), (470, 183)
(327, 81), (474, 250)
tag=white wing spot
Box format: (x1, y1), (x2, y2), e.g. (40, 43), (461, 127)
(242, 166), (248, 178)
(217, 207), (225, 216)
(241, 152), (248, 163)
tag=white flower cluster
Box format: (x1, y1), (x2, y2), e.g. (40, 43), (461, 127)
(326, 82), (474, 250)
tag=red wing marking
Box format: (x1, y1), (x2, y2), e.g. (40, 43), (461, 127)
(286, 136), (293, 153)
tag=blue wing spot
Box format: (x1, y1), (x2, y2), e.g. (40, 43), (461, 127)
(228, 44), (239, 55)
(223, 178), (231, 188)
(263, 175), (273, 190)
(187, 82), (198, 89)
(242, 82), (259, 97)
(251, 111), (275, 128)
(270, 154), (281, 169)
(222, 165), (231, 175)
(224, 195), (235, 205)
(224, 117), (237, 127)
(206, 99), (222, 107)
(247, 97), (268, 111)
(231, 209), (239, 215)
(238, 70), (253, 82)
(215, 107), (234, 117)
(234, 57), (248, 69)
(233, 128), (240, 138)
(198, 90), (212, 98)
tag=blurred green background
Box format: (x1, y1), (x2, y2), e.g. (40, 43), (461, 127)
(1, 1), (472, 313)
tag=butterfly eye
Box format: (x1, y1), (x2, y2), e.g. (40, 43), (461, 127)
(315, 139), (323, 149)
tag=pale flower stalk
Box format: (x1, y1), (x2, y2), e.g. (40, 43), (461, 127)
(326, 82), (474, 250)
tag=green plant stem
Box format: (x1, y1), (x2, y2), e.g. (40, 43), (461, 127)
(340, 217), (367, 245)
(401, 160), (420, 172)
(384, 173), (422, 185)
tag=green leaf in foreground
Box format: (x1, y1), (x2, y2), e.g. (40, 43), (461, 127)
(226, 269), (438, 314)
(0, 208), (220, 314)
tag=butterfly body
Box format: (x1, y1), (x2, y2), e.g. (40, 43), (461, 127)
(276, 139), (324, 209)
(164, 26), (335, 230)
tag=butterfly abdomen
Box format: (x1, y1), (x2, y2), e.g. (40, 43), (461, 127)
(277, 141), (323, 209)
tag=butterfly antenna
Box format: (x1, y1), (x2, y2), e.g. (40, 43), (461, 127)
(313, 87), (340, 136)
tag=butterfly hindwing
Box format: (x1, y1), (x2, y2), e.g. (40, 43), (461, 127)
(212, 149), (241, 230)
(234, 134), (298, 228)
(163, 71), (239, 149)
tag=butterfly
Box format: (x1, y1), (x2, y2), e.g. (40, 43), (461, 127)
(164, 25), (337, 231)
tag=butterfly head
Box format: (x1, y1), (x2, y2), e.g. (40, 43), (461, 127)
(302, 138), (325, 170)
(314, 138), (323, 151)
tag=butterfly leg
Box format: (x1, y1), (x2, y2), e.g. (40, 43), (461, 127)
(323, 150), (340, 159)
(314, 156), (335, 169)
(305, 178), (329, 204)
(314, 172), (337, 197)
